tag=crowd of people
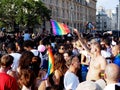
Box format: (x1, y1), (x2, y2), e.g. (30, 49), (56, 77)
(0, 28), (120, 90)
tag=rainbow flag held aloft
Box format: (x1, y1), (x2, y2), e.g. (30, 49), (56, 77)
(51, 20), (70, 35)
(43, 47), (54, 80)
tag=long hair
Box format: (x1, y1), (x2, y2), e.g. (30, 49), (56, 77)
(18, 51), (34, 69)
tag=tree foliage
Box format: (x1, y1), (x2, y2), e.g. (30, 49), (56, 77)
(0, 0), (51, 31)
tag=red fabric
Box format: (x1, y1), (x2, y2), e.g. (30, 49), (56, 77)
(0, 73), (18, 90)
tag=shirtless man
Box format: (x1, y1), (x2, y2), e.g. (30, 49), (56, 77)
(74, 29), (107, 81)
(86, 42), (107, 81)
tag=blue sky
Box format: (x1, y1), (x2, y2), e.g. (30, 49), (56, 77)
(97, 0), (119, 10)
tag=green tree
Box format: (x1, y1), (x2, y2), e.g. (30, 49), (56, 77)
(0, 0), (51, 31)
(0, 0), (17, 31)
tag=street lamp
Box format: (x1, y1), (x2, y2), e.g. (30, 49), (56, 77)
(70, 1), (74, 28)
(69, 0), (74, 33)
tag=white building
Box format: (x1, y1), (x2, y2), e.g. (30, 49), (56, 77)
(96, 6), (109, 31)
(111, 13), (117, 30)
(106, 9), (117, 30)
(96, 6), (117, 31)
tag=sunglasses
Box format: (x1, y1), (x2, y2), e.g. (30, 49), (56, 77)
(59, 47), (65, 50)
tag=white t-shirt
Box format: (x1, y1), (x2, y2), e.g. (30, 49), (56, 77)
(22, 85), (31, 90)
(64, 70), (79, 90)
(80, 50), (91, 61)
(104, 83), (120, 90)
(31, 49), (41, 57)
(31, 49), (42, 67)
(10, 53), (21, 71)
(101, 50), (112, 64)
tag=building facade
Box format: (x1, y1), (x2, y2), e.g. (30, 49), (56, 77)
(96, 6), (108, 31)
(111, 13), (117, 30)
(106, 9), (117, 30)
(96, 6), (117, 31)
(116, 2), (120, 30)
(41, 0), (97, 32)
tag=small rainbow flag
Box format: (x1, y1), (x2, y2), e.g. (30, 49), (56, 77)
(43, 47), (54, 80)
(51, 20), (70, 35)
(47, 47), (54, 75)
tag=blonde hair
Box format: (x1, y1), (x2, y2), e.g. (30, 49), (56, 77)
(0, 54), (13, 68)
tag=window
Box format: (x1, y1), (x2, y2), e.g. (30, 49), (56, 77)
(56, 8), (59, 17)
(63, 10), (65, 18)
(50, 0), (52, 3)
(62, 0), (64, 7)
(56, 0), (58, 5)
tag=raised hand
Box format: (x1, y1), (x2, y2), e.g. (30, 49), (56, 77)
(73, 29), (81, 38)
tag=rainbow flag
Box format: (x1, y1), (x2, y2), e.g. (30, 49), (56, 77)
(51, 20), (70, 35)
(47, 47), (54, 75)
(43, 47), (54, 80)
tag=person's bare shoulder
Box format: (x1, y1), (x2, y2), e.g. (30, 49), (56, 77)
(99, 56), (107, 69)
(100, 56), (107, 63)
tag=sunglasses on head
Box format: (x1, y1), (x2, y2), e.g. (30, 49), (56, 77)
(59, 47), (65, 50)
(60, 47), (65, 50)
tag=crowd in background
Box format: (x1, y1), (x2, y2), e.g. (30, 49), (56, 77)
(0, 29), (120, 90)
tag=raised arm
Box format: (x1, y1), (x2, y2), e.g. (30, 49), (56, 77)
(73, 29), (91, 56)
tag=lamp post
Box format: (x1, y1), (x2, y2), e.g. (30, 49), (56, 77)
(70, 0), (73, 28)
(69, 0), (74, 33)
